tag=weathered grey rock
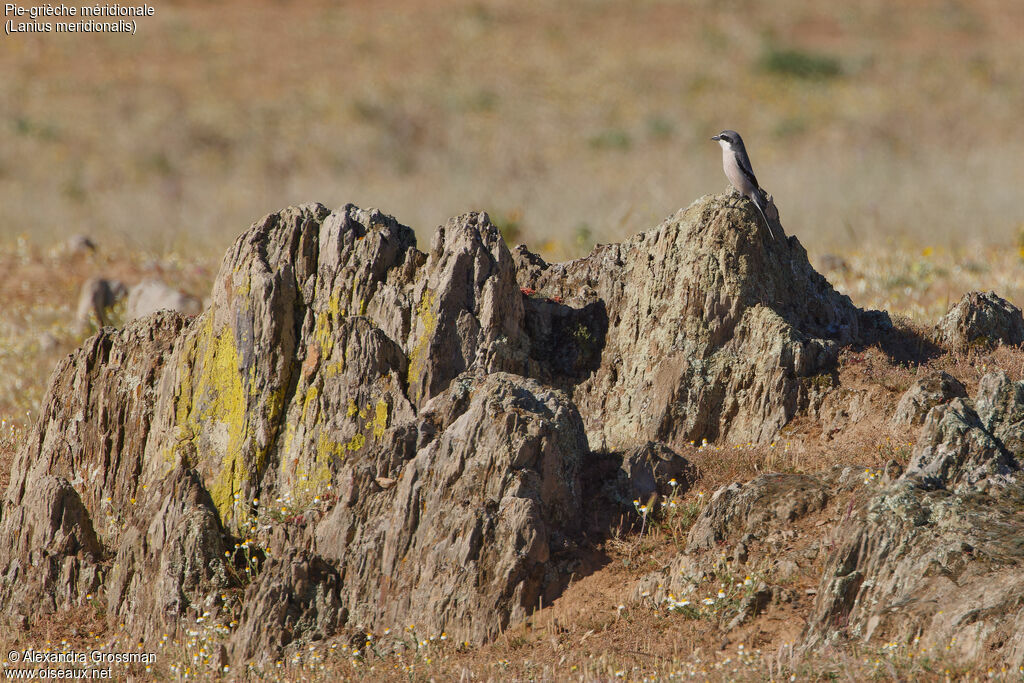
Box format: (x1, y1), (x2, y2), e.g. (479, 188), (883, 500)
(902, 372), (1021, 492)
(3, 203), (586, 662)
(807, 371), (1024, 667)
(514, 194), (887, 449)
(74, 277), (128, 332)
(104, 464), (232, 642)
(807, 480), (1024, 666)
(612, 441), (695, 505)
(687, 473), (830, 552)
(974, 370), (1024, 460)
(229, 549), (346, 662)
(891, 371), (967, 427)
(310, 372), (586, 645)
(932, 291), (1024, 351)
(903, 398), (1016, 491)
(7, 313), (188, 525)
(125, 279), (202, 321)
(0, 314), (230, 638)
(404, 213), (529, 408)
(0, 476), (103, 621)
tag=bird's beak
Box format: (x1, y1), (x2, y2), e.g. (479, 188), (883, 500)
(710, 135), (721, 141)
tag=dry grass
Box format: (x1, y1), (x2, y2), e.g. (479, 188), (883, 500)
(2, 0), (1023, 260)
(0, 241), (215, 419)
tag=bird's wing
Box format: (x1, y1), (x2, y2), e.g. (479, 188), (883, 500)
(737, 153), (760, 190)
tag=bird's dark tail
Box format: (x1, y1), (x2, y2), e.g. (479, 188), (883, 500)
(750, 193), (777, 241)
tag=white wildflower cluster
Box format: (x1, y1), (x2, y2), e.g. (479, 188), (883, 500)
(863, 468), (883, 485)
(663, 594), (693, 613)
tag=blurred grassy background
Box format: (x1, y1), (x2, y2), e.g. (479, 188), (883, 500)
(2, 0), (1022, 259)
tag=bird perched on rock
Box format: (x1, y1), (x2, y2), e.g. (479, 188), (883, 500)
(711, 130), (776, 240)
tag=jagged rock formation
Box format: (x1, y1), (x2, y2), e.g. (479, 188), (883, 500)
(514, 195), (887, 449)
(932, 290), (1024, 351)
(686, 474), (831, 552)
(891, 371), (967, 427)
(12, 194), (988, 670)
(807, 371), (1024, 664)
(1, 203), (594, 660)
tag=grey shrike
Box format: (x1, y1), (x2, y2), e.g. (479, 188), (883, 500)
(711, 130), (777, 240)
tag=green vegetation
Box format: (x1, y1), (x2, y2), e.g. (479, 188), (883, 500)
(758, 45), (843, 79)
(587, 128), (632, 151)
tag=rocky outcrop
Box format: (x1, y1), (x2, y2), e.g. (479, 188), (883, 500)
(611, 441), (696, 506)
(0, 203), (588, 661)
(514, 195), (887, 449)
(686, 474), (830, 552)
(0, 195), (892, 666)
(891, 371), (967, 427)
(932, 291), (1024, 351)
(807, 371), (1024, 665)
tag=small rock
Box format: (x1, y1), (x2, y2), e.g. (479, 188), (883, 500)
(932, 291), (1024, 351)
(614, 441), (696, 505)
(74, 277), (128, 332)
(775, 559), (800, 582)
(64, 235), (96, 257)
(125, 279), (202, 321)
(891, 371), (967, 427)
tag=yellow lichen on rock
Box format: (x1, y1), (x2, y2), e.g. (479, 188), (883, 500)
(407, 289), (437, 402)
(373, 399), (389, 439)
(312, 287), (346, 360)
(302, 385), (320, 424)
(171, 316), (251, 526)
(346, 432), (366, 451)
